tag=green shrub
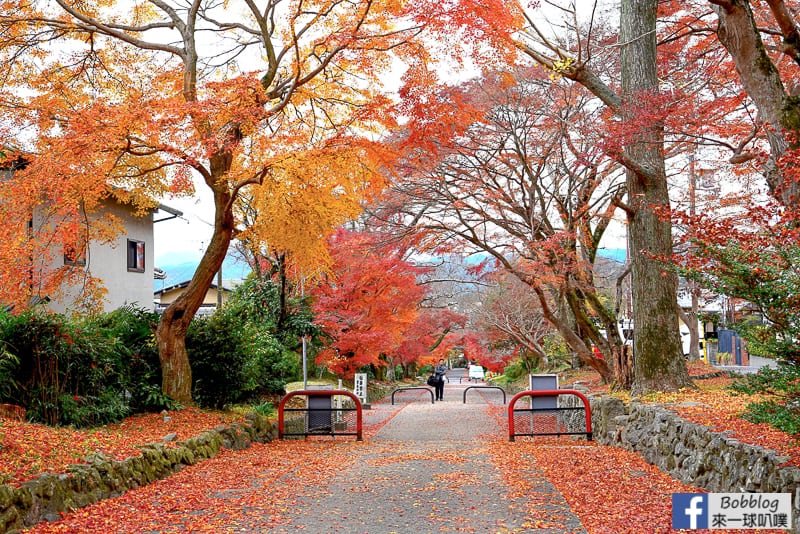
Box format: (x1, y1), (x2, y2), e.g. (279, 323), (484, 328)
(244, 331), (300, 394)
(680, 237), (800, 435)
(95, 306), (167, 412)
(0, 347), (19, 401)
(187, 313), (253, 409)
(501, 359), (529, 382)
(0, 307), (167, 426)
(730, 365), (800, 436)
(251, 401), (274, 416)
(0, 310), (131, 425)
(58, 390), (131, 427)
(738, 400), (800, 436)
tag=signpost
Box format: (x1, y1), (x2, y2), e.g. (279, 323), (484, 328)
(354, 373), (369, 409)
(529, 374), (559, 409)
(529, 374), (559, 434)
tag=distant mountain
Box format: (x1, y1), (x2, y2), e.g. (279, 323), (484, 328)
(154, 255), (251, 292)
(152, 248), (626, 292)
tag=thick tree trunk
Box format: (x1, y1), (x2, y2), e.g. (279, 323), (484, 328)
(621, 0), (693, 395)
(155, 315), (193, 404)
(156, 163), (236, 404)
(711, 0), (800, 205)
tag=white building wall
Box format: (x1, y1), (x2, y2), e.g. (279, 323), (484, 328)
(47, 200), (155, 313)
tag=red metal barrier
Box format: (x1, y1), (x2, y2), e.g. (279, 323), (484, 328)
(507, 389), (592, 442)
(278, 389), (363, 441)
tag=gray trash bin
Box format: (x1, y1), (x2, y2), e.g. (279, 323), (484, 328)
(307, 384), (333, 432)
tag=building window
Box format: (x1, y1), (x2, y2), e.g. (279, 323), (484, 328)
(127, 239), (145, 273)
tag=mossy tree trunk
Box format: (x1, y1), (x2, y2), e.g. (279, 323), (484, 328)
(621, 0), (693, 395)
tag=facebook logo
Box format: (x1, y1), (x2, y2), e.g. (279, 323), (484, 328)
(673, 493), (708, 529)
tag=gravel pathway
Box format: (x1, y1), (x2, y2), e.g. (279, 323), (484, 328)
(270, 382), (586, 533)
(25, 379), (587, 534)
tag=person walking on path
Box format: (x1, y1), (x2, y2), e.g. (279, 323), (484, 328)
(434, 358), (447, 401)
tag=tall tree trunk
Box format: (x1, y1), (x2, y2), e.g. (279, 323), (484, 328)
(711, 0), (800, 206)
(621, 0), (693, 394)
(156, 162), (236, 404)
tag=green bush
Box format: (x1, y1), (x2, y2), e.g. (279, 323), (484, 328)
(95, 306), (167, 412)
(730, 365), (800, 436)
(187, 313), (254, 409)
(251, 401), (274, 416)
(680, 237), (800, 435)
(0, 347), (19, 400)
(0, 309), (132, 426)
(187, 287), (304, 407)
(193, 277), (307, 402)
(0, 306), (169, 427)
(0, 278), (309, 420)
(501, 359), (529, 382)
(245, 331), (300, 394)
(739, 400), (800, 436)
(58, 390), (131, 428)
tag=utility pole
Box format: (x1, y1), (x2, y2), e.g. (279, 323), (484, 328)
(301, 275), (308, 390)
(686, 154), (701, 360)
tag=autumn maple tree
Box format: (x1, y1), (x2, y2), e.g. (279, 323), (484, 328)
(312, 228), (463, 378)
(380, 68), (632, 385)
(503, 0), (697, 393)
(471, 272), (559, 374)
(0, 0), (506, 403)
(488, 0), (778, 392)
(705, 0), (800, 206)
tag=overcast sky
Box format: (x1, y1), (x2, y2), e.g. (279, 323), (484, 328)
(152, 0), (627, 266)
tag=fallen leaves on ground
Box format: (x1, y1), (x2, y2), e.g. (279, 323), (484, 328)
(8, 368), (800, 534)
(562, 362), (800, 468)
(25, 440), (359, 534)
(643, 384), (800, 467)
(0, 407), (243, 486)
(13, 396), (798, 534)
(489, 437), (787, 534)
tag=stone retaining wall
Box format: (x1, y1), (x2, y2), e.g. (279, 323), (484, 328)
(9, 391), (800, 531)
(585, 394), (800, 530)
(0, 413), (278, 533)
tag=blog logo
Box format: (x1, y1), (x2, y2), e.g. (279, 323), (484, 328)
(672, 493), (792, 530)
(673, 493), (708, 529)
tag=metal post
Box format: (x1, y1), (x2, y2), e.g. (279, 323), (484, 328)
(301, 275), (308, 390)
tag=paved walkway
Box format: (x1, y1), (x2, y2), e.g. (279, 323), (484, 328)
(269, 377), (586, 533)
(715, 354), (778, 375)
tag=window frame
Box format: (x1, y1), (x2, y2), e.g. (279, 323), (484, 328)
(127, 238), (145, 273)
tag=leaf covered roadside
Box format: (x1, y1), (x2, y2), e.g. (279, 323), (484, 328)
(20, 400), (790, 534)
(0, 407), (244, 486)
(4, 362), (800, 487)
(562, 361), (800, 467)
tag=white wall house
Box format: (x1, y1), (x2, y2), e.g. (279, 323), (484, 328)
(46, 201), (182, 314)
(55, 200), (182, 312)
(1, 155), (183, 313)
(48, 200), (180, 312)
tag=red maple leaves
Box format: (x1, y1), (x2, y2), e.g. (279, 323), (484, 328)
(312, 229), (467, 377)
